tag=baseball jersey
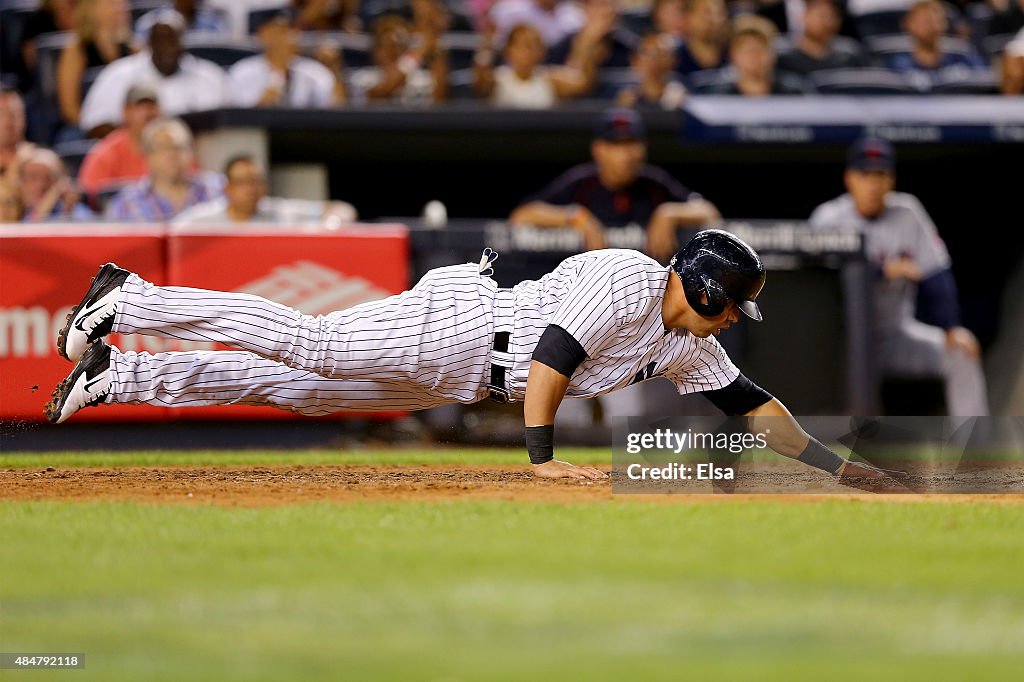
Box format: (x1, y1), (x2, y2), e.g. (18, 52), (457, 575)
(809, 191), (952, 333)
(494, 249), (740, 399)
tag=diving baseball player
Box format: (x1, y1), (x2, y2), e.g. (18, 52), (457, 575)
(46, 230), (894, 482)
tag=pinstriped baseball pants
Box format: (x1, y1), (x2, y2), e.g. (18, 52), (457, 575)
(107, 264), (497, 414)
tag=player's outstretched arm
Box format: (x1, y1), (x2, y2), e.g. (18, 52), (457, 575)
(524, 360), (607, 480)
(744, 398), (905, 483)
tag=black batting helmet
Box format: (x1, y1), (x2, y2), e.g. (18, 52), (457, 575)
(669, 230), (766, 321)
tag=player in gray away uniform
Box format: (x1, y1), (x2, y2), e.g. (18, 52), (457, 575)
(47, 230), (895, 482)
(809, 137), (989, 416)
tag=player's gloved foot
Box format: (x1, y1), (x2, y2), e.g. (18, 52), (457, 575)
(58, 263), (130, 361)
(45, 341), (112, 424)
(532, 459), (608, 480)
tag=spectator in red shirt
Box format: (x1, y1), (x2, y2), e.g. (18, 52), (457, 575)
(78, 85), (161, 197)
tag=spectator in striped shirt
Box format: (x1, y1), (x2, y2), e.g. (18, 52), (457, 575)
(105, 117), (222, 222)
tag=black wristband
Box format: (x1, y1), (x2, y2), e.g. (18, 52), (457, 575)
(797, 436), (847, 475)
(525, 425), (555, 465)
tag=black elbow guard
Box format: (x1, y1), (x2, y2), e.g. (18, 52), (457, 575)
(532, 325), (587, 378)
(702, 374), (773, 416)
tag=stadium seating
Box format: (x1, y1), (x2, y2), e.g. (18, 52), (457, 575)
(182, 37), (260, 68)
(297, 31), (372, 69)
(594, 68), (635, 100)
(440, 32), (480, 71)
(447, 67), (475, 101)
(853, 9), (906, 38)
(31, 31), (72, 103)
(129, 0), (166, 26)
(929, 69), (999, 94)
(53, 137), (96, 177)
(865, 34), (977, 62)
(809, 67), (920, 94)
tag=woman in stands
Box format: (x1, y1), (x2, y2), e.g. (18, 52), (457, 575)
(56, 0), (134, 133)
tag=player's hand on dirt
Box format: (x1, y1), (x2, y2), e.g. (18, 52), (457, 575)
(945, 326), (981, 359)
(883, 257), (922, 282)
(837, 460), (909, 492)
(532, 459), (608, 480)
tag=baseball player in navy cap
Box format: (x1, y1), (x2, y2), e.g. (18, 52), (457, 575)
(511, 108), (721, 260)
(810, 137), (989, 416)
(47, 229), (902, 485)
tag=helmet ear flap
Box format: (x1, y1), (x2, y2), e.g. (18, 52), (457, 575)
(681, 269), (728, 317)
(702, 276), (729, 316)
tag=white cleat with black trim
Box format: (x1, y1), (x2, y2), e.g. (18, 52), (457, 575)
(45, 341), (112, 424)
(57, 263), (130, 361)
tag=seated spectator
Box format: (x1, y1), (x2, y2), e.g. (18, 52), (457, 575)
(675, 0), (728, 77)
(79, 11), (227, 137)
(510, 108), (720, 259)
(229, 8), (343, 108)
(134, 1), (231, 46)
(1000, 30), (1024, 94)
(348, 15), (449, 105)
(57, 0), (134, 132)
(293, 0), (363, 33)
(615, 33), (688, 109)
(702, 15), (811, 94)
(19, 148), (94, 222)
(0, 90), (35, 187)
(105, 117), (222, 222)
(809, 137), (988, 416)
(490, 0), (586, 47)
(884, 0), (987, 77)
(473, 24), (595, 107)
(547, 0), (640, 69)
(776, 0), (868, 77)
(0, 181), (24, 223)
(78, 84), (162, 196)
(173, 154), (357, 224)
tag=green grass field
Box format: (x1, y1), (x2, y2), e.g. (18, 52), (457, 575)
(2, 449), (1023, 681)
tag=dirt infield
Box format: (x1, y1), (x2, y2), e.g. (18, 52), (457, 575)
(2, 464), (1023, 505)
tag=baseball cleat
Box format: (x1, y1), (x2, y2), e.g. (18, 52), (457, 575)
(45, 341), (113, 424)
(57, 263), (129, 361)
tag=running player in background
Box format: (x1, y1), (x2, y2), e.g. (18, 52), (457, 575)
(46, 230), (894, 483)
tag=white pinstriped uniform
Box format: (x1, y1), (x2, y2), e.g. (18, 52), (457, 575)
(107, 250), (740, 414)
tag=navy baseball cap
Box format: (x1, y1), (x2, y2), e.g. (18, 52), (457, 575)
(847, 137), (895, 171)
(595, 108), (647, 142)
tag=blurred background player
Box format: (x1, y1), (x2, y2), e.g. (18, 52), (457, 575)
(510, 108), (719, 259)
(809, 137), (989, 417)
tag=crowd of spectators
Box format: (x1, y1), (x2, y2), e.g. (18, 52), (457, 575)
(0, 0), (1020, 225)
